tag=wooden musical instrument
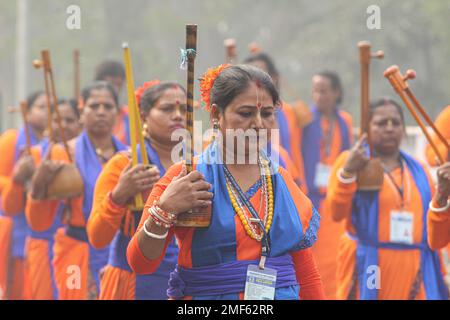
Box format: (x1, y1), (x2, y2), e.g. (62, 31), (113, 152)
(176, 24), (212, 228)
(122, 43), (154, 211)
(74, 50), (81, 106)
(33, 50), (83, 199)
(19, 101), (32, 155)
(224, 38), (237, 64)
(356, 41), (385, 191)
(384, 65), (450, 165)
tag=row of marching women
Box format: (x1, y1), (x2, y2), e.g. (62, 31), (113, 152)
(0, 38), (449, 300)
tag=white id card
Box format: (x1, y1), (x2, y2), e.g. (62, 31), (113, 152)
(390, 210), (414, 244)
(314, 163), (331, 188)
(244, 265), (277, 300)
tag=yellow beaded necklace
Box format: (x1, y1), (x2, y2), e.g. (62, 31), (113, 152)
(225, 157), (274, 241)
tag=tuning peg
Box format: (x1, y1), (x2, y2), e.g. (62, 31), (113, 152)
(7, 106), (18, 113)
(403, 69), (416, 81)
(358, 41), (370, 48)
(32, 59), (43, 69)
(383, 65), (399, 78)
(248, 42), (261, 54)
(358, 41), (384, 64)
(384, 65), (406, 93)
(224, 38), (236, 48)
(371, 50), (384, 59)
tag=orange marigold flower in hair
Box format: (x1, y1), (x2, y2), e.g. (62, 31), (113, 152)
(135, 79), (161, 106)
(199, 64), (231, 112)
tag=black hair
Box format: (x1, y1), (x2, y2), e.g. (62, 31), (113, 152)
(26, 91), (45, 110)
(369, 97), (405, 126)
(81, 81), (119, 107)
(315, 71), (343, 104)
(139, 82), (186, 115)
(94, 60), (125, 81)
(210, 64), (280, 112)
(54, 98), (80, 119)
(243, 52), (279, 78)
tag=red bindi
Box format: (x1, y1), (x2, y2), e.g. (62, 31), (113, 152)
(255, 81), (262, 109)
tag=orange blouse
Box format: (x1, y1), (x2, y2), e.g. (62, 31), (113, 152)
(425, 106), (450, 166)
(424, 105), (450, 251)
(427, 206), (450, 250)
(87, 152), (137, 249)
(0, 129), (19, 205)
(2, 143), (44, 216)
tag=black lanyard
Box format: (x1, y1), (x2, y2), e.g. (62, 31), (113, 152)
(223, 164), (271, 262)
(383, 160), (405, 208)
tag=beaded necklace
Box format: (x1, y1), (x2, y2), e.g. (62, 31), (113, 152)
(225, 156), (274, 241)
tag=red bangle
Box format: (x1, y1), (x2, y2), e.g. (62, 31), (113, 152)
(148, 206), (173, 229)
(108, 191), (126, 210)
(148, 202), (177, 229)
(153, 200), (177, 221)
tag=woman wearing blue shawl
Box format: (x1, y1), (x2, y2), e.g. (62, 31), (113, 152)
(127, 65), (325, 300)
(21, 99), (81, 300)
(87, 81), (185, 299)
(0, 91), (47, 299)
(25, 81), (126, 299)
(327, 97), (449, 300)
(301, 71), (354, 299)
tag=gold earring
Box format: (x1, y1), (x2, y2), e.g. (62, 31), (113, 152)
(142, 123), (148, 137)
(213, 119), (219, 131)
(211, 119), (219, 142)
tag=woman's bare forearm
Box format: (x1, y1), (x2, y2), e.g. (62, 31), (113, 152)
(137, 218), (170, 260)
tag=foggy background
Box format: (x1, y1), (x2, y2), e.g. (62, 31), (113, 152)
(0, 0), (449, 131)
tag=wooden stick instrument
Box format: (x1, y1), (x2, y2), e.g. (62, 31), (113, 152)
(43, 50), (72, 161)
(74, 50), (80, 105)
(7, 106), (19, 113)
(122, 43), (150, 210)
(33, 50), (72, 162)
(248, 42), (262, 54)
(358, 41), (384, 154)
(33, 51), (83, 200)
(224, 38), (237, 64)
(356, 41), (384, 191)
(134, 101), (149, 167)
(384, 65), (449, 165)
(176, 24), (212, 228)
(19, 100), (32, 155)
(184, 25), (197, 173)
(33, 57), (53, 143)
